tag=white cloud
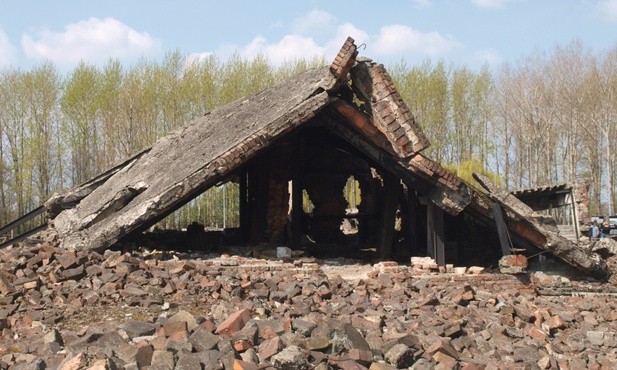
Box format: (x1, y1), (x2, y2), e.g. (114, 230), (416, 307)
(291, 9), (337, 37)
(471, 0), (507, 8)
(191, 10), (463, 67)
(241, 34), (326, 65)
(206, 22), (370, 68)
(413, 0), (433, 9)
(21, 17), (162, 66)
(0, 28), (17, 68)
(372, 25), (462, 56)
(596, 0), (617, 22)
(324, 23), (370, 57)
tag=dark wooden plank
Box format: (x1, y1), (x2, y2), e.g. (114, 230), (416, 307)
(248, 165), (269, 244)
(0, 206), (45, 236)
(291, 137), (305, 250)
(426, 201), (445, 266)
(407, 190), (420, 256)
(239, 168), (248, 243)
(434, 204), (445, 266)
(379, 172), (399, 260)
(568, 189), (580, 244)
(492, 202), (512, 256)
(426, 201), (435, 259)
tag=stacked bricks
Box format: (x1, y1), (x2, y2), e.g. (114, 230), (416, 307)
(573, 181), (591, 226)
(409, 154), (465, 192)
(330, 100), (397, 156)
(368, 64), (430, 158)
(329, 37), (358, 81)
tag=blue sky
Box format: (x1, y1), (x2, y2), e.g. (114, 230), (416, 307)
(1, 0), (617, 73)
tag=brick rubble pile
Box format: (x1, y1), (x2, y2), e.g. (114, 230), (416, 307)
(0, 238), (616, 369)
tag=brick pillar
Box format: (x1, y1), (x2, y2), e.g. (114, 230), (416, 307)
(265, 144), (291, 244)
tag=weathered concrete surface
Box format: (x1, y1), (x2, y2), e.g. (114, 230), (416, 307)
(51, 67), (338, 253)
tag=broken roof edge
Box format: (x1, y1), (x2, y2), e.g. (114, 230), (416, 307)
(473, 173), (611, 281)
(56, 89), (337, 253)
(511, 182), (587, 198)
(44, 147), (152, 221)
(349, 58), (431, 159)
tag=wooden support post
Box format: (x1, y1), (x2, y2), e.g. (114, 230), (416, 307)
(291, 137), (305, 250)
(407, 190), (420, 256)
(434, 204), (445, 266)
(426, 202), (434, 258)
(248, 163), (268, 244)
(427, 201), (445, 266)
(247, 168), (257, 243)
(379, 172), (399, 260)
(239, 168), (248, 244)
(492, 202), (511, 256)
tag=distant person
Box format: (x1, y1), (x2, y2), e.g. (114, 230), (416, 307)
(590, 221), (600, 240)
(601, 222), (610, 238)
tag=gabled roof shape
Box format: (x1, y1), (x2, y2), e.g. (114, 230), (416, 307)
(50, 66), (337, 250)
(47, 37), (436, 252)
(46, 38), (610, 280)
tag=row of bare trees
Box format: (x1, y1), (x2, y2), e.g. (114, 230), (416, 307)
(393, 41), (617, 215)
(0, 41), (615, 229)
(0, 52), (322, 229)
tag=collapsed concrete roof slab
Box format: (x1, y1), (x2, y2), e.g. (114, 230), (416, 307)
(46, 37), (433, 252)
(51, 66), (338, 252)
(41, 37), (611, 280)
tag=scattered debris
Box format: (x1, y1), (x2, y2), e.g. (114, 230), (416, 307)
(0, 242), (616, 368)
(499, 255), (528, 275)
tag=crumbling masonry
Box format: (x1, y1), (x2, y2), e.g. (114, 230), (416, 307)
(36, 37), (610, 280)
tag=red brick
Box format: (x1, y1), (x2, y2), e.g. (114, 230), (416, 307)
(348, 348), (373, 364)
(0, 276), (15, 295)
(215, 309), (251, 336)
(233, 359), (259, 370)
(259, 325), (278, 340)
(426, 338), (459, 359)
(258, 336), (280, 360)
(233, 339), (253, 352)
(529, 326), (548, 342)
(391, 127), (406, 140)
(163, 320), (188, 339)
(546, 315), (567, 330)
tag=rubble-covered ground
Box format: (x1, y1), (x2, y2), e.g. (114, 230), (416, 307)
(1, 237), (617, 370)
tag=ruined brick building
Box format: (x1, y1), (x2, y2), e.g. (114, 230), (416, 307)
(3, 38), (609, 280)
